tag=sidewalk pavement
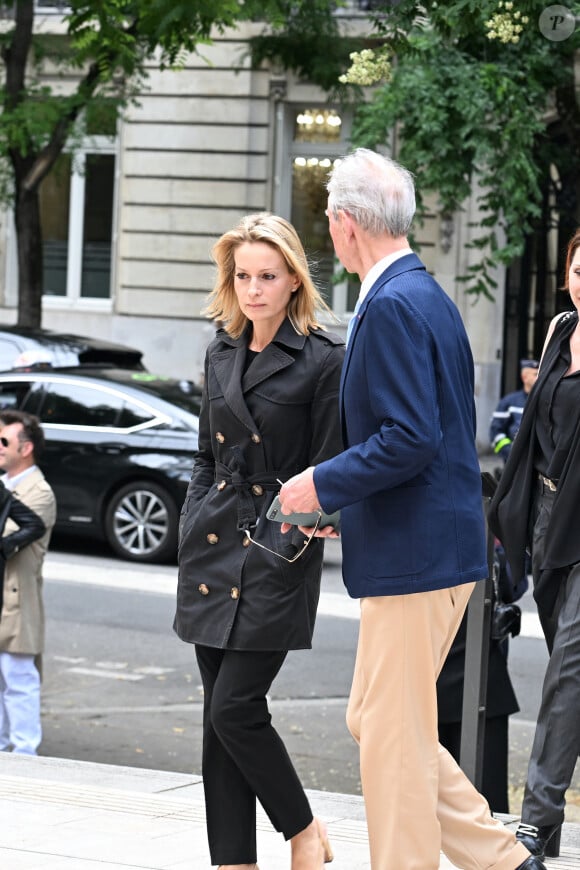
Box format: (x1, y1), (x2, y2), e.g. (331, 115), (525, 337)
(1, 754), (579, 869)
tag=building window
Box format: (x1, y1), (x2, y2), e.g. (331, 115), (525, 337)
(282, 106), (358, 315)
(80, 153), (115, 299)
(40, 154), (70, 297)
(39, 127), (117, 304)
(294, 109), (343, 144)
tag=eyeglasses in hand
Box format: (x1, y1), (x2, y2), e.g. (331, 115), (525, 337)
(244, 513), (321, 563)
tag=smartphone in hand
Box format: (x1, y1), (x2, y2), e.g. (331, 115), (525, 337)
(266, 495), (341, 531)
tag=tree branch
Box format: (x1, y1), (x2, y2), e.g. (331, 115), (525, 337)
(21, 60), (102, 193)
(20, 14), (141, 194)
(3, 0), (34, 112)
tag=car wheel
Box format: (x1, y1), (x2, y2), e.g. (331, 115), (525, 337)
(104, 480), (178, 563)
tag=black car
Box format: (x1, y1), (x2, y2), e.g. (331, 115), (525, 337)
(0, 325), (145, 371)
(0, 368), (201, 562)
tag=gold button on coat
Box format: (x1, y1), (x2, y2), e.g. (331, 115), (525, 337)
(251, 484), (264, 496)
(230, 586), (240, 600)
(198, 583), (209, 595)
(251, 433), (261, 444)
(207, 533), (219, 545)
(217, 480), (227, 491)
(216, 432), (225, 443)
(242, 536), (251, 548)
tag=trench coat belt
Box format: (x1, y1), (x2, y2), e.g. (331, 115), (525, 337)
(214, 462), (296, 532)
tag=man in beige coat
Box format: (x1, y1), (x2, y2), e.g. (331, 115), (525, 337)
(0, 410), (56, 755)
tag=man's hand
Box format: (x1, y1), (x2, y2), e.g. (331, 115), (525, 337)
(279, 467), (319, 514)
(278, 467), (340, 538)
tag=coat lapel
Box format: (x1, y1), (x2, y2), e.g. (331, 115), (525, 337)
(211, 319), (306, 433)
(242, 320), (305, 393)
(212, 338), (256, 433)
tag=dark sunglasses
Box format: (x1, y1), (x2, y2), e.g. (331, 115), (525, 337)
(0, 436), (30, 448)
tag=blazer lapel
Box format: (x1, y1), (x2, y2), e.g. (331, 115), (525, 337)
(341, 253), (425, 388)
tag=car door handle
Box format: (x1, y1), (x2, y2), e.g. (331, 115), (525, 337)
(95, 443), (126, 455)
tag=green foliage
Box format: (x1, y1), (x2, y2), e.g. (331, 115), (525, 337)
(249, 0), (365, 98)
(347, 0), (580, 298)
(0, 0), (308, 199)
(64, 0), (302, 73)
(254, 0), (580, 297)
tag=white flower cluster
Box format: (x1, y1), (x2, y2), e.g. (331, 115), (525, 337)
(485, 1), (529, 44)
(338, 48), (392, 86)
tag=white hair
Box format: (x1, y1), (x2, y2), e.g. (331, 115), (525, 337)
(327, 148), (416, 238)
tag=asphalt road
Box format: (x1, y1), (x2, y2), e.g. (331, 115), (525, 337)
(39, 535), (580, 817)
(41, 537), (361, 795)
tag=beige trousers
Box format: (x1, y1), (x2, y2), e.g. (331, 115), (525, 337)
(346, 583), (530, 870)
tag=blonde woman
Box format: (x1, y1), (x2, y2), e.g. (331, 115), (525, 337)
(175, 213), (344, 870)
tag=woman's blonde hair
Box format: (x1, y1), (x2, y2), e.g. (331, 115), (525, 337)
(205, 212), (333, 338)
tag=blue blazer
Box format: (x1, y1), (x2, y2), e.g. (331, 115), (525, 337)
(314, 253), (487, 598)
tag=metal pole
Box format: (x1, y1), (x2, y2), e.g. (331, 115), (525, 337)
(459, 473), (495, 788)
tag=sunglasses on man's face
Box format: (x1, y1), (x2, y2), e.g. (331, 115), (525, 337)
(0, 436), (29, 448)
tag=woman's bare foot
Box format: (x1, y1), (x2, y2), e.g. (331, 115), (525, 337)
(290, 817), (333, 868)
(316, 818), (333, 864)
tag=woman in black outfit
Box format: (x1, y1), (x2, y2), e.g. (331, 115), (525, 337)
(489, 227), (580, 860)
(174, 213), (344, 870)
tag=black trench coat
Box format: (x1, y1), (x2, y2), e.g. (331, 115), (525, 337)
(174, 318), (345, 651)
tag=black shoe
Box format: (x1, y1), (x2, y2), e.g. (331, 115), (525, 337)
(515, 858), (547, 870)
(516, 822), (561, 859)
